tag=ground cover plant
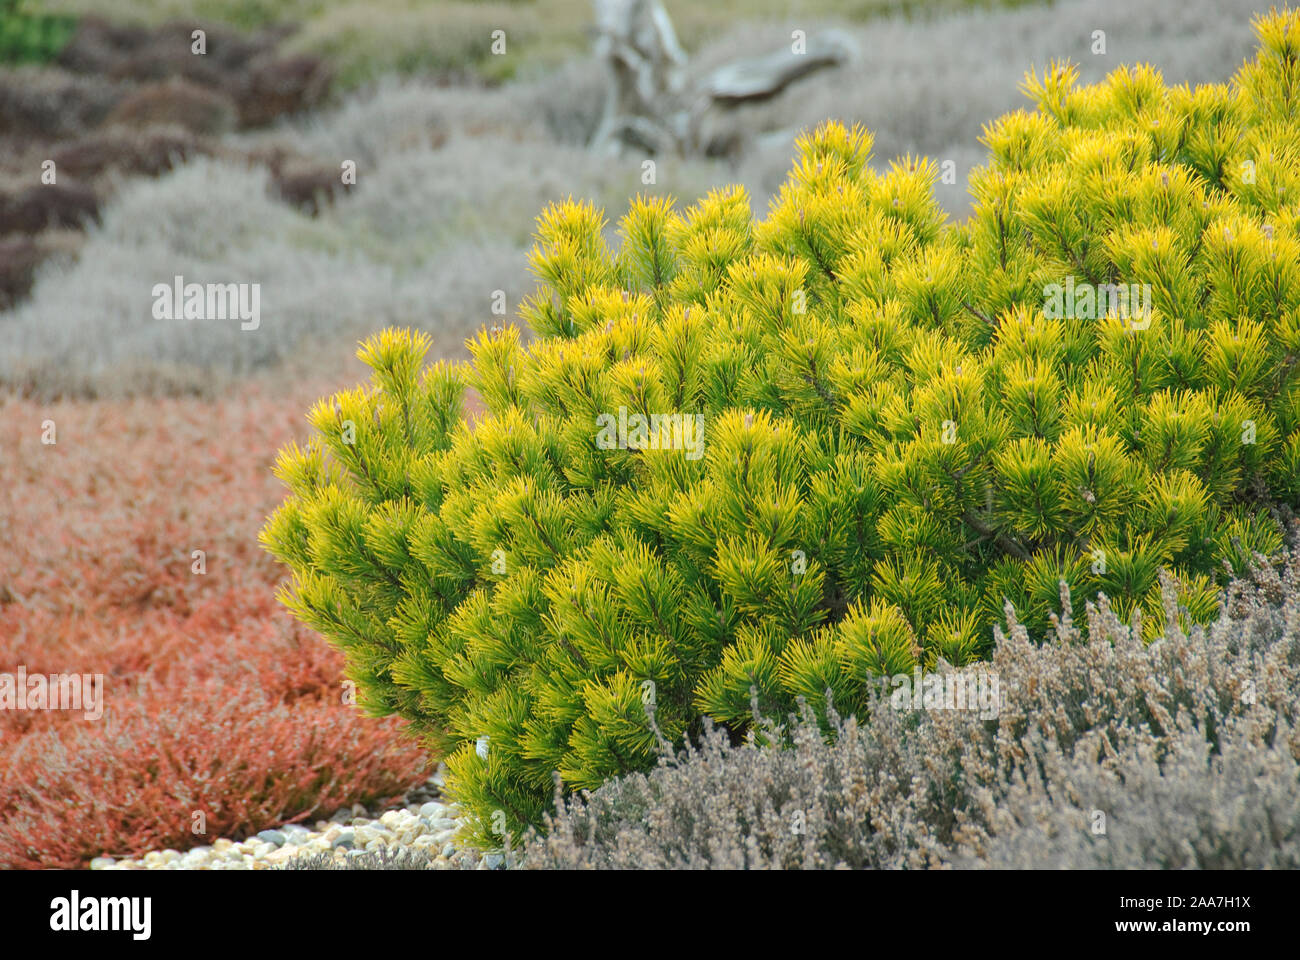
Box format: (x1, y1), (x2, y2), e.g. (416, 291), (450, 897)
(0, 385), (427, 869)
(260, 8), (1300, 848)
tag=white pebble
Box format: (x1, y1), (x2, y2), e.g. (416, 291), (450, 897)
(270, 847), (300, 865)
(353, 826), (376, 845)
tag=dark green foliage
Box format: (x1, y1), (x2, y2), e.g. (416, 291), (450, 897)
(0, 1), (75, 65)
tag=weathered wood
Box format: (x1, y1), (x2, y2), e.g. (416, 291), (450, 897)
(703, 30), (858, 103)
(588, 2), (856, 156)
(589, 0), (690, 155)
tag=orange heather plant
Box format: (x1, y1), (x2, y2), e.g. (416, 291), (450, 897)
(0, 386), (427, 869)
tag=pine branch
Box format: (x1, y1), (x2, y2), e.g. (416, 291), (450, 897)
(962, 301), (996, 328)
(962, 508), (1032, 560)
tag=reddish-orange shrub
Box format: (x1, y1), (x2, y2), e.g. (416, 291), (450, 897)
(0, 380), (430, 868)
(0, 671), (425, 869)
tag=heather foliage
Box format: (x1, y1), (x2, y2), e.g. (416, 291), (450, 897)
(517, 532), (1300, 869)
(283, 847), (439, 870)
(279, 843), (484, 870)
(263, 12), (1300, 844)
(0, 387), (427, 869)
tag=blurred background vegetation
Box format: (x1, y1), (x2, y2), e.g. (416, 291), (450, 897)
(32, 0), (1042, 88)
(0, 0), (1276, 396)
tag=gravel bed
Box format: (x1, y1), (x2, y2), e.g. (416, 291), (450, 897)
(88, 764), (504, 871)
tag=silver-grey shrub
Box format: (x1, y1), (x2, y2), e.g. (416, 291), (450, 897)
(282, 847), (437, 870)
(517, 530), (1300, 869)
(280, 843), (483, 871)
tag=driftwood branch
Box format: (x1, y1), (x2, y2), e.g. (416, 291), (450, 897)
(589, 0), (856, 156)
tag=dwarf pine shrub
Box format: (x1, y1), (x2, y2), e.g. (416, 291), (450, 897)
(262, 10), (1300, 844)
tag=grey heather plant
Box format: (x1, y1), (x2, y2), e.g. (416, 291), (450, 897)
(281, 846), (438, 870)
(279, 844), (489, 870)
